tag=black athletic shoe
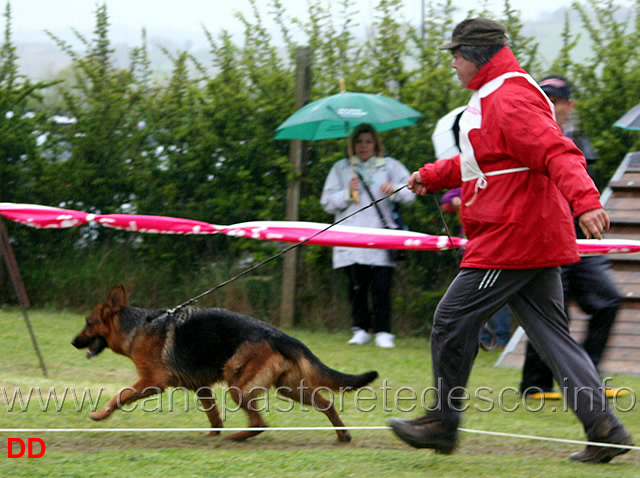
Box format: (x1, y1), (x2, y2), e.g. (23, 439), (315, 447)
(389, 414), (457, 454)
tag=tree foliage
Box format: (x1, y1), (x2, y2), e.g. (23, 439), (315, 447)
(542, 0), (640, 188)
(0, 2), (56, 204)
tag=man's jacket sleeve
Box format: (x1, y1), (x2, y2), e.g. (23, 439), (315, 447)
(418, 156), (462, 193)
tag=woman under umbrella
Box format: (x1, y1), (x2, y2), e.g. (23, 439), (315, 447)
(320, 123), (415, 348)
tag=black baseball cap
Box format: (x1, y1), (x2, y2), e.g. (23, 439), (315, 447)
(439, 17), (508, 50)
(539, 75), (571, 100)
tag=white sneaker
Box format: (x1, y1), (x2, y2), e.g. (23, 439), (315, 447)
(348, 328), (371, 345)
(375, 332), (395, 348)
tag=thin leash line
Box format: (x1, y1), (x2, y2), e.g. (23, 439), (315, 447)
(1, 426), (637, 451)
(168, 185), (410, 313)
(432, 194), (461, 265)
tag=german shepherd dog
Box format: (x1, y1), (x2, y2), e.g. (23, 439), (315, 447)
(71, 285), (378, 442)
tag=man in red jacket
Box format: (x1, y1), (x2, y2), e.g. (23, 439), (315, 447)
(389, 18), (633, 463)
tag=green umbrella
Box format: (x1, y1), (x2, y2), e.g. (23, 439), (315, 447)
(274, 91), (423, 140)
(275, 89), (422, 204)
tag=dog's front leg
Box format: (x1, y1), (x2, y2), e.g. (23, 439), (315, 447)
(195, 387), (224, 435)
(90, 379), (163, 421)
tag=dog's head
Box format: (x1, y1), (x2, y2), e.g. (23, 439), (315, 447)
(71, 284), (129, 359)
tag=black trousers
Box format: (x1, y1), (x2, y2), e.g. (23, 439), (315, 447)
(520, 256), (621, 392)
(432, 267), (619, 434)
(344, 264), (393, 334)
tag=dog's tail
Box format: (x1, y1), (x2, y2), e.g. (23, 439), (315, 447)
(272, 335), (378, 391)
(315, 365), (379, 391)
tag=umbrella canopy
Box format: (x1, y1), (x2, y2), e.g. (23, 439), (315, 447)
(274, 91), (423, 141)
(431, 106), (465, 160)
(613, 103), (640, 131)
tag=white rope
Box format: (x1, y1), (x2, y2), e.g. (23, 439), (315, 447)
(457, 427), (639, 451)
(0, 425), (638, 451)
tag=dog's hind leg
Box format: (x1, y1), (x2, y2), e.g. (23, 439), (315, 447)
(224, 386), (268, 441)
(195, 387), (223, 436)
(223, 342), (283, 441)
(312, 391), (352, 443)
(280, 386), (352, 443)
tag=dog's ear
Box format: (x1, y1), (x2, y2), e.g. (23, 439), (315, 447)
(105, 284), (129, 311)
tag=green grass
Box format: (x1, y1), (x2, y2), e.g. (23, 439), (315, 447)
(1, 308), (638, 477)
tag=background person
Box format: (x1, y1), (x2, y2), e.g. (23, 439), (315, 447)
(321, 123), (415, 349)
(389, 18), (633, 463)
(519, 75), (626, 399)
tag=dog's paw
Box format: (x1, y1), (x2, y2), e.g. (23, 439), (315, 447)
(226, 429), (264, 441)
(89, 408), (111, 421)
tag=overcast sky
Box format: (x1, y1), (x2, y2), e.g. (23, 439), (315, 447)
(10, 0), (633, 46)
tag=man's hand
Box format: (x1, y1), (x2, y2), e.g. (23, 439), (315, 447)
(578, 208), (610, 240)
(408, 171), (428, 196)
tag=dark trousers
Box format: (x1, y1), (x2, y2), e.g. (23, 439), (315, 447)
(520, 256), (621, 393)
(431, 267), (619, 434)
(344, 264), (393, 334)
(481, 304), (512, 346)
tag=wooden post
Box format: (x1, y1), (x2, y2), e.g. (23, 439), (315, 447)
(0, 218), (48, 377)
(280, 47), (311, 327)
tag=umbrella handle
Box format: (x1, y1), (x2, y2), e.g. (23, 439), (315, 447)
(347, 135), (359, 204)
(350, 164), (360, 204)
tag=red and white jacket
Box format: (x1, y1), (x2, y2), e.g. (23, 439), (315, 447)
(420, 47), (602, 269)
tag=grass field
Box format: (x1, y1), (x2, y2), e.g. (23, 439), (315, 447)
(1, 307), (638, 477)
